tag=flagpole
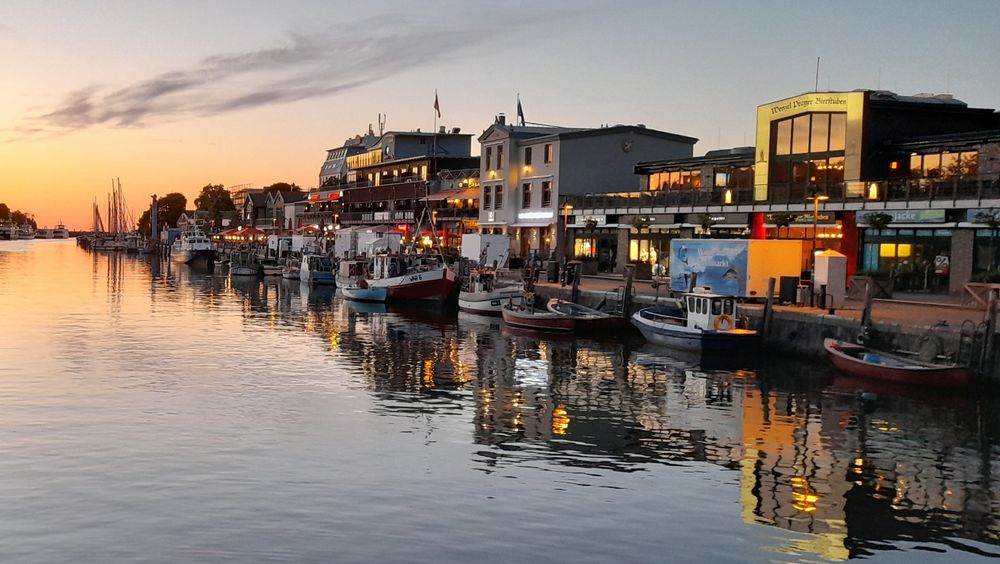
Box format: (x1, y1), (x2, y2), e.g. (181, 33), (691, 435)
(433, 89), (438, 158)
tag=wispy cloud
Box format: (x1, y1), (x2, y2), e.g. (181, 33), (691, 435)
(13, 14), (538, 138)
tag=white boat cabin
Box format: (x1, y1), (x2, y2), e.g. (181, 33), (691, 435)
(683, 290), (737, 331)
(369, 254), (443, 280)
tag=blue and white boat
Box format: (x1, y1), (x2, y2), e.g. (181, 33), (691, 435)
(337, 259), (387, 302)
(300, 253), (336, 285)
(631, 289), (759, 353)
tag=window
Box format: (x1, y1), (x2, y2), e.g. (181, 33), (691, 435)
(485, 147), (492, 170)
(483, 187), (492, 210)
(497, 144), (504, 169)
(521, 183), (532, 208)
(544, 144), (553, 163)
(494, 185), (503, 208)
(541, 180), (552, 207)
(524, 147), (532, 166)
(769, 112), (847, 190)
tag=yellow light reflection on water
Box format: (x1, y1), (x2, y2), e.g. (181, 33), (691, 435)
(551, 404), (570, 435)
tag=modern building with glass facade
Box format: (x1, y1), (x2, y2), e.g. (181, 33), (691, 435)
(565, 90), (1000, 292)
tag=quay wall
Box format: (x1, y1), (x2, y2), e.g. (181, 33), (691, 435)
(532, 284), (973, 365)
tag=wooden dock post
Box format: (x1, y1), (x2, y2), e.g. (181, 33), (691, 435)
(859, 280), (874, 344)
(982, 289), (998, 377)
(763, 277), (776, 340)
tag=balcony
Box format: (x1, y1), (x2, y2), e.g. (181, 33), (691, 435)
(340, 210), (417, 225)
(566, 175), (1000, 215)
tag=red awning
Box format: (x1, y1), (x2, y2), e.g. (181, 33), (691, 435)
(426, 188), (479, 201)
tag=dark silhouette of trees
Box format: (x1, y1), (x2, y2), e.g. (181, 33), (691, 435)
(194, 184), (235, 228)
(137, 192), (187, 235)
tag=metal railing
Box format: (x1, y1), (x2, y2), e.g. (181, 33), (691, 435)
(566, 176), (1000, 211)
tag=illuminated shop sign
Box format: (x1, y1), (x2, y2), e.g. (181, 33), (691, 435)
(859, 209), (946, 224)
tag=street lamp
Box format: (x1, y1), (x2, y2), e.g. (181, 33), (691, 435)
(562, 202), (573, 259)
(810, 191), (829, 306)
(810, 192), (830, 268)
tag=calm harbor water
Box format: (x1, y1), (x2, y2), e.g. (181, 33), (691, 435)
(1, 239), (999, 563)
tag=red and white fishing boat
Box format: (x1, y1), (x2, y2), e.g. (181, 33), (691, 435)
(363, 253), (456, 303)
(823, 338), (971, 388)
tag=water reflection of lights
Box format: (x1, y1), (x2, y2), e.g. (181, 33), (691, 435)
(328, 330), (340, 351)
(790, 476), (819, 513)
(514, 358), (549, 387)
(423, 359), (435, 387)
(551, 404), (570, 435)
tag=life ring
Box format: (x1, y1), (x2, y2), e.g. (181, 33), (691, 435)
(713, 314), (734, 331)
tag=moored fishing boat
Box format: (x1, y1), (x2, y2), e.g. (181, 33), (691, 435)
(229, 249), (261, 276)
(823, 338), (971, 388)
(300, 253), (336, 285)
(281, 254), (301, 280)
(501, 296), (626, 332)
(362, 253), (456, 302)
(458, 267), (523, 315)
(337, 259), (387, 302)
(631, 290), (759, 353)
(501, 301), (577, 331)
(170, 221), (215, 266)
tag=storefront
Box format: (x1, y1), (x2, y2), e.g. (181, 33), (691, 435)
(858, 209), (953, 293)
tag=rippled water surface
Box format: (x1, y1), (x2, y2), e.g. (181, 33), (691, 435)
(1, 240), (999, 563)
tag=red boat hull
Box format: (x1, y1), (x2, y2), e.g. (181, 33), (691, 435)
(824, 338), (970, 388)
(502, 308), (576, 331)
(385, 276), (456, 302)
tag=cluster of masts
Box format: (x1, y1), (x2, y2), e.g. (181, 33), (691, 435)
(93, 178), (135, 234)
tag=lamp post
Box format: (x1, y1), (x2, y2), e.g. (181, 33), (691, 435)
(810, 191), (829, 306)
(562, 202), (573, 259)
(810, 192), (830, 268)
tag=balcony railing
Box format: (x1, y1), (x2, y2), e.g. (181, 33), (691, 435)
(567, 176), (1000, 211)
(340, 210), (417, 225)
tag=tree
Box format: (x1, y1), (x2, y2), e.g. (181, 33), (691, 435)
(263, 182), (301, 193)
(864, 212), (894, 230)
(10, 210), (29, 225)
(194, 184), (235, 229)
(975, 208), (1000, 272)
(698, 214), (717, 239)
(770, 212), (795, 238)
(137, 192), (187, 235)
(0, 203), (9, 221)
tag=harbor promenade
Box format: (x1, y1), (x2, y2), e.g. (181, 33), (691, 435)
(532, 274), (988, 328)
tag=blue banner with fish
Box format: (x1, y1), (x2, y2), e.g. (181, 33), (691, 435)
(669, 239), (749, 295)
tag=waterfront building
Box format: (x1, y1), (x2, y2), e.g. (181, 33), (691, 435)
(477, 115), (697, 263)
(566, 90), (1000, 290)
(318, 130), (379, 187)
(268, 190), (308, 231)
(331, 127), (479, 248)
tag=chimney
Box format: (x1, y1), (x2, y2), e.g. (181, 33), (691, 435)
(496, 113), (506, 125)
(439, 125), (446, 134)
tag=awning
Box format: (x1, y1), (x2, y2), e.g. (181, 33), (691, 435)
(426, 188), (479, 201)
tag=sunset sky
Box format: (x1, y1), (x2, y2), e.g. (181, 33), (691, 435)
(2, 0), (998, 230)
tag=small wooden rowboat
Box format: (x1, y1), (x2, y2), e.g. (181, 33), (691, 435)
(823, 338), (970, 388)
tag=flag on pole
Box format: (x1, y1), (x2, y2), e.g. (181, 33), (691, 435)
(516, 95), (524, 126)
(433, 91), (441, 118)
